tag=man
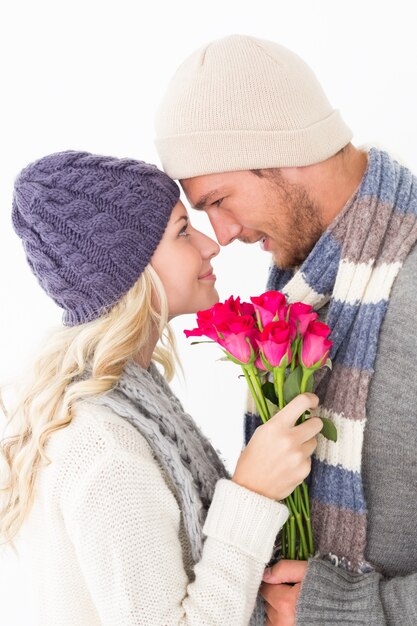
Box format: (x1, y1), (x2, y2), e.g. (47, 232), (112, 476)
(155, 35), (417, 625)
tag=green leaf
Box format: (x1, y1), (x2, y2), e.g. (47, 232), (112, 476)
(262, 381), (278, 405)
(283, 366), (303, 404)
(265, 398), (279, 417)
(324, 358), (333, 370)
(190, 340), (216, 345)
(318, 417), (337, 442)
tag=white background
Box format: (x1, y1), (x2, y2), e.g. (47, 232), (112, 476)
(1, 1), (416, 623)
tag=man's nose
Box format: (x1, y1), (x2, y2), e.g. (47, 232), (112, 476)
(207, 211), (242, 246)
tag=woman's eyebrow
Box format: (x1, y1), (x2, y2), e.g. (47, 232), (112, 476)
(175, 215), (189, 224)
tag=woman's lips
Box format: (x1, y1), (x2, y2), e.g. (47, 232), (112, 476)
(198, 270), (216, 281)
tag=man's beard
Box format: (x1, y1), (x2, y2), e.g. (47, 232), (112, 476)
(267, 174), (325, 270)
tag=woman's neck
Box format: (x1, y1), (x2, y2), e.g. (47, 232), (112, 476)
(133, 324), (159, 371)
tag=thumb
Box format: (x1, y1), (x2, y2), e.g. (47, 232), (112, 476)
(263, 559), (308, 583)
(270, 393), (319, 428)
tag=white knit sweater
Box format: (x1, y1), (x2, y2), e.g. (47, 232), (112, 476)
(21, 401), (288, 625)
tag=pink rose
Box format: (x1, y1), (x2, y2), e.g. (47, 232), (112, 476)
(300, 320), (332, 369)
(184, 299), (260, 364)
(217, 315), (260, 364)
(184, 296), (255, 341)
(184, 305), (221, 340)
(250, 291), (287, 328)
(257, 321), (292, 369)
(225, 295), (255, 317)
(288, 302), (318, 340)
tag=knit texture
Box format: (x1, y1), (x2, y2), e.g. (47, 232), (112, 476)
(22, 362), (289, 625)
(92, 360), (230, 564)
(12, 151), (180, 325)
(247, 148), (417, 572)
(294, 264), (417, 626)
(155, 34), (352, 178)
(92, 359), (275, 624)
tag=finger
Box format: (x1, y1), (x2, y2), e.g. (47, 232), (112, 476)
(292, 581), (302, 603)
(270, 393), (319, 428)
(261, 582), (301, 622)
(301, 435), (318, 458)
(293, 416), (323, 442)
(264, 605), (280, 624)
(261, 581), (294, 604)
(262, 559), (308, 584)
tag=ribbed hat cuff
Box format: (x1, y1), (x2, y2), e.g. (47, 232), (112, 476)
(156, 110), (353, 179)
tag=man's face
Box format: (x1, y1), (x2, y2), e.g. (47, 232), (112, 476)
(181, 169), (324, 269)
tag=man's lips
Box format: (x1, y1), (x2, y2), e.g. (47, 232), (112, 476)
(236, 234), (272, 246)
(237, 235), (267, 245)
(260, 236), (271, 251)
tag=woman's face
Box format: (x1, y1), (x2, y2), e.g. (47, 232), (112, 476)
(151, 201), (220, 317)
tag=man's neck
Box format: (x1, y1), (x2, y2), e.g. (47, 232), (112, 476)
(313, 145), (369, 229)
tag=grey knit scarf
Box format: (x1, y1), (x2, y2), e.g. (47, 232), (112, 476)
(92, 359), (228, 563)
(91, 359), (265, 624)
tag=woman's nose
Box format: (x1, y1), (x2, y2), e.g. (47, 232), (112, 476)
(208, 238), (220, 259)
(199, 232), (220, 259)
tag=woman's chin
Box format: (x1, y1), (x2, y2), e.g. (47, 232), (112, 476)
(191, 289), (220, 314)
(168, 290), (220, 319)
(207, 288), (220, 306)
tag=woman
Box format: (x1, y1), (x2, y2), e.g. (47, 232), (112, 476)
(0, 151), (321, 625)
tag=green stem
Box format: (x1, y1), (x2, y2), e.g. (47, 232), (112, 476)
(296, 483), (301, 509)
(273, 367), (285, 410)
(301, 481), (311, 517)
(299, 368), (314, 423)
(301, 369), (312, 390)
(299, 483), (309, 519)
(248, 366), (270, 421)
(286, 492), (308, 560)
(301, 482), (314, 556)
(242, 368), (268, 424)
(290, 337), (299, 372)
(299, 371), (315, 556)
(296, 487), (306, 560)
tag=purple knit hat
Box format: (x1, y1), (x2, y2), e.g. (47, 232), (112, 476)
(12, 151), (180, 326)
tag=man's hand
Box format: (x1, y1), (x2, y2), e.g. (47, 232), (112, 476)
(260, 560), (308, 626)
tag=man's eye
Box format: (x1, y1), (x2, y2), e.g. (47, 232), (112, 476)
(211, 198), (223, 208)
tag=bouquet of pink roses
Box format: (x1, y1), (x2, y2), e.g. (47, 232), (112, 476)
(184, 290), (336, 560)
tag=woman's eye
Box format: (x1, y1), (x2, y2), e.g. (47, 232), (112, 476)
(211, 198), (223, 208)
(178, 225), (191, 238)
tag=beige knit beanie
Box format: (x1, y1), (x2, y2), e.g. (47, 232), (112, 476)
(155, 34), (352, 179)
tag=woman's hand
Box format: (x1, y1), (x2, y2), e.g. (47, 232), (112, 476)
(232, 393), (322, 500)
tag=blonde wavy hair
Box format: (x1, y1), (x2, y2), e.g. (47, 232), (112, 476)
(0, 265), (178, 547)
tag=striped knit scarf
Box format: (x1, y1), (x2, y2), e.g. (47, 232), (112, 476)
(247, 148), (417, 573)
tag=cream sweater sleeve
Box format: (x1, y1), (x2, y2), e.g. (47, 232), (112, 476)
(63, 432), (288, 625)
